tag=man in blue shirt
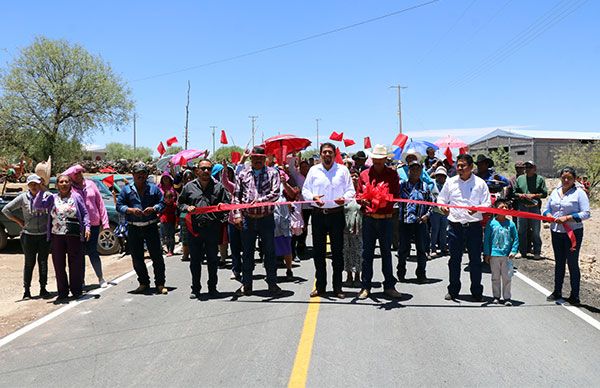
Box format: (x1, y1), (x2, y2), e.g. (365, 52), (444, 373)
(117, 162), (167, 295)
(475, 154), (510, 194)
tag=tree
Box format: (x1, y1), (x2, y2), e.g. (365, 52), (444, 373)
(105, 142), (153, 161)
(554, 142), (600, 199)
(0, 36), (134, 171)
(488, 147), (512, 177)
(164, 146), (183, 156)
(213, 145), (243, 162)
(301, 148), (320, 160)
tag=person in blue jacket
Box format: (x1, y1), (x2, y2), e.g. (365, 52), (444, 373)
(483, 198), (519, 306)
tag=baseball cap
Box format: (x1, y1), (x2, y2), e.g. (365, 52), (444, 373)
(26, 174), (42, 184)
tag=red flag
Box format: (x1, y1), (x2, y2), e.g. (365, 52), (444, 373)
(392, 133), (409, 149)
(459, 146), (468, 155)
(157, 142), (166, 156)
(329, 131), (344, 141)
(179, 156), (188, 167)
(335, 147), (344, 164)
(220, 130), (228, 144)
(166, 136), (179, 147)
(343, 138), (355, 147)
(364, 137), (372, 149)
(102, 175), (114, 187)
(231, 151), (241, 164)
(444, 147), (454, 166)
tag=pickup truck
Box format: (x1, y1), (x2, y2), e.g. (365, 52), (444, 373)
(0, 177), (123, 255)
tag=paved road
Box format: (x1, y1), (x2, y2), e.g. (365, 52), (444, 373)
(1, 242), (599, 387)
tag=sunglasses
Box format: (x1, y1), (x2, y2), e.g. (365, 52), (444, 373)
(198, 166), (212, 171)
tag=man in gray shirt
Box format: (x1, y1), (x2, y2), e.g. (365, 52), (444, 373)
(2, 174), (51, 299)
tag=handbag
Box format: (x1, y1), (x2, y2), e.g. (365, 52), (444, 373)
(65, 218), (81, 237)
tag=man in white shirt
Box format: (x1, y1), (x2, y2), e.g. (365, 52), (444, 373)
(437, 154), (491, 301)
(302, 143), (355, 298)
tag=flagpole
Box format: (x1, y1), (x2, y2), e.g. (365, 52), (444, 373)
(210, 126), (217, 157)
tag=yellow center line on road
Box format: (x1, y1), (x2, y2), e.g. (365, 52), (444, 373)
(288, 236), (329, 387)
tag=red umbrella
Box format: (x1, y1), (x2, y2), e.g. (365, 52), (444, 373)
(434, 135), (468, 149)
(263, 134), (312, 160)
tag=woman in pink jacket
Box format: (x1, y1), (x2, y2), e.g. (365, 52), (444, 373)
(63, 165), (110, 288)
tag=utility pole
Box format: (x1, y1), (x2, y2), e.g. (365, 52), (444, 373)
(133, 112), (137, 150)
(315, 118), (321, 148)
(389, 85), (407, 134)
(210, 126), (218, 156)
(249, 115), (258, 147)
(184, 80), (191, 150)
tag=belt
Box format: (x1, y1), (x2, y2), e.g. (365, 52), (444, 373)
(449, 221), (481, 228)
(312, 206), (344, 214)
(365, 213), (393, 219)
(130, 219), (159, 227)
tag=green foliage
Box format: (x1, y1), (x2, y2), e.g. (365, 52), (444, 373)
(0, 36), (134, 171)
(164, 146), (183, 156)
(554, 142), (600, 198)
(213, 145), (243, 162)
(105, 142), (153, 162)
(488, 147), (512, 177)
(301, 148), (320, 160)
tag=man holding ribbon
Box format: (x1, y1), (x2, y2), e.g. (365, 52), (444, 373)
(356, 145), (402, 300)
(302, 142), (355, 298)
(437, 154), (491, 302)
(179, 159), (230, 299)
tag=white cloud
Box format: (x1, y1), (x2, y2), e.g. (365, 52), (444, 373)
(83, 144), (103, 151)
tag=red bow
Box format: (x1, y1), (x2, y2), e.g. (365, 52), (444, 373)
(357, 181), (393, 213)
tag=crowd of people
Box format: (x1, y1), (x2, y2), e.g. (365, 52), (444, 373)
(2, 142), (591, 306)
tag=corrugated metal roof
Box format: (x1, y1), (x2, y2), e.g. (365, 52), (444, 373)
(471, 128), (600, 145)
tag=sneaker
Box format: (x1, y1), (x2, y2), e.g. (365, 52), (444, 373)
(504, 300), (513, 307)
(39, 288), (51, 298)
(268, 284), (283, 296)
(22, 289), (31, 300)
(156, 285), (168, 295)
(565, 296), (580, 306)
(444, 293), (456, 301)
(99, 278), (108, 288)
(546, 292), (562, 301)
(384, 288), (402, 299)
(357, 289), (370, 300)
(131, 284), (149, 294)
(293, 256), (301, 263)
(492, 298), (500, 304)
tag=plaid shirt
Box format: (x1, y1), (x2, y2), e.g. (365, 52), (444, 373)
(399, 179), (432, 224)
(232, 166), (280, 218)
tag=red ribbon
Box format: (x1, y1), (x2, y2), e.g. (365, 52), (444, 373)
(184, 198), (577, 251)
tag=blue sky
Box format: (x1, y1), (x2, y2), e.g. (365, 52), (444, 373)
(1, 0), (598, 155)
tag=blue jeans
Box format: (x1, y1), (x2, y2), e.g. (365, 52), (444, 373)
(397, 222), (428, 279)
(83, 225), (103, 279)
(160, 222), (176, 253)
(228, 223), (242, 275)
(128, 223), (165, 286)
(189, 222), (220, 293)
(241, 214), (277, 287)
(551, 228), (583, 299)
(447, 221), (483, 297)
(518, 206), (542, 255)
(430, 212), (448, 251)
(311, 210), (345, 292)
(361, 217), (396, 290)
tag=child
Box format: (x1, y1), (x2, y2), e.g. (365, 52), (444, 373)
(160, 190), (177, 256)
(483, 198), (519, 306)
(343, 171), (363, 288)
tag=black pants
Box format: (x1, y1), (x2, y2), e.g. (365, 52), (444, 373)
(189, 223), (220, 293)
(311, 210), (345, 292)
(129, 223), (165, 286)
(397, 222), (428, 279)
(20, 233), (50, 289)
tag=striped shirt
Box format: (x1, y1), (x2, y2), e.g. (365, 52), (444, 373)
(232, 166), (281, 218)
(399, 179), (433, 224)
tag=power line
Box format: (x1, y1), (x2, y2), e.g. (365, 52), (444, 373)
(449, 0), (588, 89)
(132, 0), (440, 82)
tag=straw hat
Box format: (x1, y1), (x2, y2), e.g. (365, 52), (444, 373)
(369, 144), (390, 160)
(34, 156), (51, 185)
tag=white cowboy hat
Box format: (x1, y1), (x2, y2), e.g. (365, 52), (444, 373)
(35, 156), (51, 185)
(433, 166), (448, 177)
(369, 144), (390, 160)
(401, 149), (422, 163)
